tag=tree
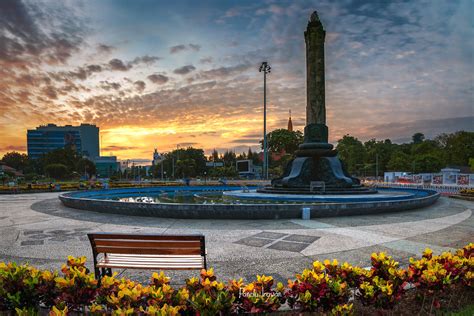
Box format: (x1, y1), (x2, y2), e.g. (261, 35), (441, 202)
(159, 147), (207, 179)
(411, 140), (441, 156)
(364, 138), (394, 177)
(149, 163), (162, 179)
(222, 150), (236, 167)
(1, 151), (29, 171)
(76, 158), (96, 178)
(180, 147), (207, 175)
(386, 150), (411, 171)
(208, 166), (238, 178)
(261, 129), (304, 154)
(44, 163), (69, 179)
(176, 158), (196, 178)
(247, 148), (261, 165)
(39, 147), (78, 173)
(413, 154), (444, 173)
(210, 149), (220, 162)
(412, 132), (425, 144)
(336, 135), (366, 175)
(439, 131), (474, 166)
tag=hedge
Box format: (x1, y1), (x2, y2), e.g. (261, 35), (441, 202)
(0, 243), (472, 315)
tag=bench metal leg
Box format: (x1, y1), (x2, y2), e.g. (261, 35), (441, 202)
(94, 266), (101, 281)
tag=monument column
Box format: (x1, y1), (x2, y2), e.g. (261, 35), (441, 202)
(305, 11), (326, 126)
(262, 10), (363, 192)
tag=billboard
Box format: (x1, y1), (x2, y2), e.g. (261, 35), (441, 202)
(236, 160), (252, 173)
(432, 174), (442, 185)
(457, 174), (470, 186)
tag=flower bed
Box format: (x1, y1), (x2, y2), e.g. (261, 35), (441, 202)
(0, 181), (245, 194)
(0, 244), (472, 315)
(460, 188), (474, 197)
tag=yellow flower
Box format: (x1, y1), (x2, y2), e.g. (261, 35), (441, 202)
(256, 274), (273, 284)
(151, 271), (170, 284)
(213, 281), (225, 291)
(49, 306), (68, 316)
(244, 283), (255, 293)
(89, 304), (104, 312)
(54, 276), (74, 288)
(313, 261), (324, 272)
(342, 262), (352, 270)
(106, 294), (120, 305)
(200, 267), (214, 279)
(112, 307), (135, 315)
(423, 248), (433, 258)
(177, 287), (190, 301)
(42, 270), (54, 282)
(276, 282), (285, 292)
(229, 278), (244, 291)
(186, 276), (199, 287)
(101, 273), (118, 287)
(299, 290), (312, 303)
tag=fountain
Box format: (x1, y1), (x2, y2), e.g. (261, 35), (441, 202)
(59, 11), (439, 219)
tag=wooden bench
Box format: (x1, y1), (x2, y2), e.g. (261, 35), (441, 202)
(87, 233), (207, 280)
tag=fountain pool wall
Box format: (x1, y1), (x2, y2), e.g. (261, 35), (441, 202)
(59, 186), (440, 219)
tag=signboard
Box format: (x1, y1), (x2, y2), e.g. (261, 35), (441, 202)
(413, 175), (423, 184)
(206, 162), (224, 167)
(432, 174), (442, 185)
(457, 174), (469, 186)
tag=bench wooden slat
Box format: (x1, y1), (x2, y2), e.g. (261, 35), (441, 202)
(98, 254), (204, 269)
(97, 263), (203, 270)
(95, 246), (202, 255)
(98, 260), (203, 266)
(101, 255), (203, 263)
(94, 240), (202, 248)
(98, 258), (203, 265)
(106, 254), (203, 260)
(90, 234), (203, 241)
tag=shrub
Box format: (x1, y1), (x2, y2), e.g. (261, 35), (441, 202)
(0, 243), (472, 314)
(44, 164), (69, 180)
(285, 260), (351, 312)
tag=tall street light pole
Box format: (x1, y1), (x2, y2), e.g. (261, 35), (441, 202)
(259, 61), (271, 180)
(375, 153), (379, 181)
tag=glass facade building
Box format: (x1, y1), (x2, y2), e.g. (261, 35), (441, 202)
(27, 124), (99, 159)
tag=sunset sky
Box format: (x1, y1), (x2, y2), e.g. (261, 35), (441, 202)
(0, 0), (473, 161)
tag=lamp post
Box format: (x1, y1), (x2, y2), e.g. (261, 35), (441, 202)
(160, 156), (164, 181)
(172, 156), (175, 180)
(375, 153), (379, 181)
(259, 61), (271, 180)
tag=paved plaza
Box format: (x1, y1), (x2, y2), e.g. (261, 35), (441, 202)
(0, 192), (472, 284)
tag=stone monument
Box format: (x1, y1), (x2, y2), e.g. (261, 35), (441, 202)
(260, 11), (374, 194)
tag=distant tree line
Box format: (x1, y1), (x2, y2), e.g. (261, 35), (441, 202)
(148, 147), (262, 179)
(1, 130), (472, 182)
(1, 146), (95, 182)
(336, 131), (474, 177)
(260, 129), (473, 178)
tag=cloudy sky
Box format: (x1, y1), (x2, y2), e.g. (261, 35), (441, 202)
(0, 0), (472, 160)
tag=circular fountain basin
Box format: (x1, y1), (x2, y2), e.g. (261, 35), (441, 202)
(59, 185), (440, 219)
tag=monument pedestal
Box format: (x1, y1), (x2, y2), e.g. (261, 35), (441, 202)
(259, 124), (376, 195)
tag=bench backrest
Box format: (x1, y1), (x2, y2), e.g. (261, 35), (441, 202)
(87, 233), (206, 257)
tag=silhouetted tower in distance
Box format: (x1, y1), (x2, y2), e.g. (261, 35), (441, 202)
(287, 110), (293, 132)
